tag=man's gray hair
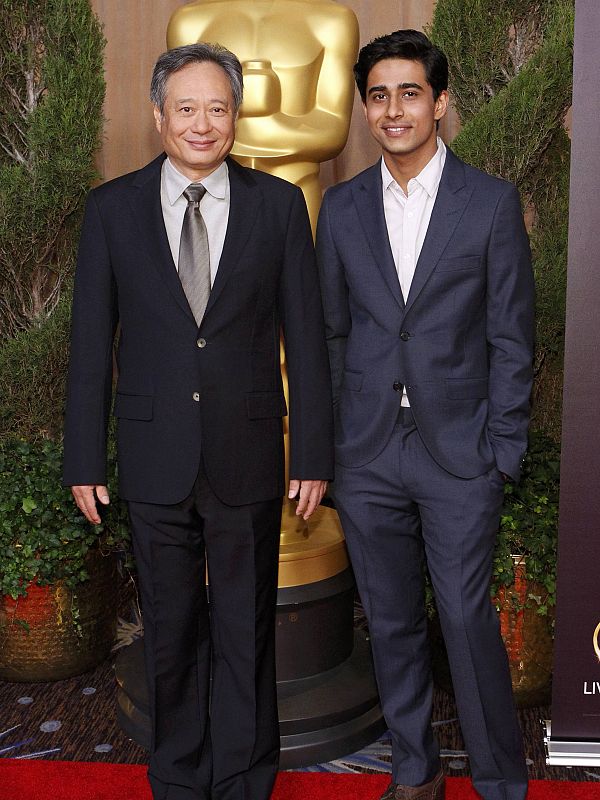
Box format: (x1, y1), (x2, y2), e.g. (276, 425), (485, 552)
(150, 43), (243, 115)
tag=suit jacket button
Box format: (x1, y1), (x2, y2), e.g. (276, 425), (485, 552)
(393, 381), (402, 392)
(197, 338), (207, 348)
(192, 392), (200, 401)
(399, 331), (411, 341)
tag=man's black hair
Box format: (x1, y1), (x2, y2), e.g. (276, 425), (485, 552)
(354, 29), (448, 102)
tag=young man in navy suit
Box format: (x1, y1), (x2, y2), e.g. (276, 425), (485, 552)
(316, 30), (534, 800)
(63, 43), (333, 800)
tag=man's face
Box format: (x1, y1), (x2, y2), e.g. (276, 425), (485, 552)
(154, 61), (236, 181)
(363, 58), (448, 169)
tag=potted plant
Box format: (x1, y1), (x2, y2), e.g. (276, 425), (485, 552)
(0, 437), (130, 681)
(0, 2), (114, 681)
(489, 430), (560, 705)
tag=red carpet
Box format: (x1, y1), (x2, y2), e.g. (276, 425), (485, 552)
(0, 761), (599, 800)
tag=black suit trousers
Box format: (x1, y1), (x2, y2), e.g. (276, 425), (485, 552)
(129, 467), (282, 800)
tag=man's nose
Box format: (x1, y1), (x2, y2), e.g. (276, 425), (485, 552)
(386, 96), (404, 119)
(190, 111), (211, 133)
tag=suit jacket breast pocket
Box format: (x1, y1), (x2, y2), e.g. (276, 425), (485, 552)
(436, 255), (482, 272)
(113, 392), (154, 420)
(445, 378), (488, 400)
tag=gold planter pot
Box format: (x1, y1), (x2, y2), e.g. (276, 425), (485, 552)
(0, 549), (118, 682)
(430, 556), (554, 708)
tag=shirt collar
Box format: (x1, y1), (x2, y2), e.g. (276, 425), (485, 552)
(381, 157), (397, 193)
(381, 137), (447, 198)
(163, 157), (229, 205)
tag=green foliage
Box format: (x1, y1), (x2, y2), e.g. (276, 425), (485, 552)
(528, 128), (570, 437)
(429, 0), (516, 123)
(430, 0), (574, 438)
(0, 4), (122, 635)
(448, 4), (572, 189)
(0, 437), (128, 600)
(0, 0), (105, 448)
(431, 1), (572, 133)
(0, 290), (72, 441)
(0, 0), (105, 337)
(493, 431), (560, 614)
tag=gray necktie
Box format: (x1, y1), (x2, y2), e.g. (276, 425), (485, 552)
(179, 183), (210, 325)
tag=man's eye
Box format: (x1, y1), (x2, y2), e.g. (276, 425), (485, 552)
(403, 92), (417, 99)
(181, 106), (192, 113)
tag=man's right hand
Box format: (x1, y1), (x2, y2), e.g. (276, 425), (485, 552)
(71, 485), (110, 525)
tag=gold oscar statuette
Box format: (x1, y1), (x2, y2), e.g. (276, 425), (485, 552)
(167, 0), (359, 589)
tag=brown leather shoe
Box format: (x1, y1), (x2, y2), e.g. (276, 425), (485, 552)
(379, 769), (445, 800)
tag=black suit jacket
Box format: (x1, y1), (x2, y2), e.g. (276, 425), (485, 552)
(63, 155), (333, 505)
(316, 148), (534, 481)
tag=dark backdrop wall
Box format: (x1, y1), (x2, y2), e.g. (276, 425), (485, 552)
(550, 0), (600, 740)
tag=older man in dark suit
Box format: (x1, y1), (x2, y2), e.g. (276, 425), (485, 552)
(316, 30), (534, 800)
(63, 43), (333, 800)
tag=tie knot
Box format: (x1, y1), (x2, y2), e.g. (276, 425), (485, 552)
(184, 183), (206, 205)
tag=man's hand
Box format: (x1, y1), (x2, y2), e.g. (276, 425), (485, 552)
(71, 485), (110, 525)
(288, 479), (328, 520)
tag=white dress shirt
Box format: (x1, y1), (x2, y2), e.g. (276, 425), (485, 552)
(160, 157), (230, 287)
(382, 137), (446, 406)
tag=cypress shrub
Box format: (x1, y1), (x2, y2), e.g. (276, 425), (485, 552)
(430, 0), (573, 439)
(0, 0), (105, 440)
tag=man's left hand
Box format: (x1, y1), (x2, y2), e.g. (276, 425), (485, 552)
(288, 479), (328, 520)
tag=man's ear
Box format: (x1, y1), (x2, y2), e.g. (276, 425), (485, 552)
(153, 105), (163, 134)
(361, 101), (368, 121)
(434, 90), (449, 122)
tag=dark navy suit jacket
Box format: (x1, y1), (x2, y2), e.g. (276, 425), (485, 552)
(63, 155), (334, 505)
(316, 148), (534, 481)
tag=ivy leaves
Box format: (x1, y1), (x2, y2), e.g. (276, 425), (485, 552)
(493, 431), (560, 614)
(0, 438), (128, 602)
(22, 496), (37, 514)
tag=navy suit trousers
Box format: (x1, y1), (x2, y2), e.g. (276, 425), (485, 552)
(333, 412), (527, 800)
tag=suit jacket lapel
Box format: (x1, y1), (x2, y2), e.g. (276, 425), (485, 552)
(403, 149), (473, 316)
(129, 154), (193, 320)
(352, 162), (404, 310)
(203, 157), (260, 317)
